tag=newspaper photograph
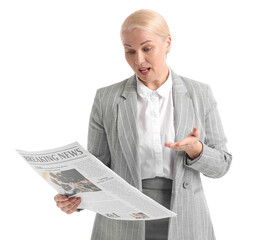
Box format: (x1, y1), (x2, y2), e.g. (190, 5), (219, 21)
(16, 142), (176, 221)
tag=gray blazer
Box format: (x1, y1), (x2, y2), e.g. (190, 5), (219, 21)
(87, 69), (232, 240)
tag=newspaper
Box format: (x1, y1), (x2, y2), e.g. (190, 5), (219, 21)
(16, 142), (176, 221)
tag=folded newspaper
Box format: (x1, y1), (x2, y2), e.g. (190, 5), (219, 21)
(16, 142), (176, 221)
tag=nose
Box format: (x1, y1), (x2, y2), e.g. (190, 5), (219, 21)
(134, 52), (145, 65)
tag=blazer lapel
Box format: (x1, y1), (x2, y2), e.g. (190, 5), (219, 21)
(117, 75), (142, 190)
(171, 71), (196, 190)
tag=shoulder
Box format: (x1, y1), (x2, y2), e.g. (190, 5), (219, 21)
(177, 74), (215, 106)
(175, 73), (216, 113)
(96, 77), (131, 98)
(93, 75), (135, 110)
(178, 74), (210, 98)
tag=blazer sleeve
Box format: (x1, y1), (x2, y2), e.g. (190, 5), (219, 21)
(87, 89), (111, 167)
(184, 85), (232, 178)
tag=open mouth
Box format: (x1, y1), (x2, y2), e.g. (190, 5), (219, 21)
(139, 67), (151, 73)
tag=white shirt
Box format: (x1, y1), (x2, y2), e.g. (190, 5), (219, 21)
(136, 69), (175, 180)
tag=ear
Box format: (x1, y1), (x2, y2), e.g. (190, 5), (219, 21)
(165, 35), (172, 54)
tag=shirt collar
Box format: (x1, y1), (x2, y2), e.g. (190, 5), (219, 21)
(136, 68), (172, 98)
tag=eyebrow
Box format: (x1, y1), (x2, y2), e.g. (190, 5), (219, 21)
(124, 40), (152, 47)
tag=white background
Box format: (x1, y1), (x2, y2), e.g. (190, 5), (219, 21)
(1, 0), (259, 239)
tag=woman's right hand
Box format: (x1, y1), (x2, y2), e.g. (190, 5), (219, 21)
(54, 194), (81, 214)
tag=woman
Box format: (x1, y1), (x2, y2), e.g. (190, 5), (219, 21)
(54, 9), (232, 240)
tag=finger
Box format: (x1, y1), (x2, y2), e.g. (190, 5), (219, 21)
(165, 142), (177, 149)
(54, 194), (69, 202)
(60, 199), (78, 212)
(66, 199), (82, 214)
(165, 141), (197, 151)
(167, 145), (188, 151)
(165, 139), (188, 149)
(192, 127), (199, 138)
(172, 144), (194, 151)
(57, 196), (77, 208)
(61, 198), (81, 214)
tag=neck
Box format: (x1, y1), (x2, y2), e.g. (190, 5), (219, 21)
(139, 65), (169, 91)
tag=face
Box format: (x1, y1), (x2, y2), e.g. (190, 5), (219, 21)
(122, 28), (171, 89)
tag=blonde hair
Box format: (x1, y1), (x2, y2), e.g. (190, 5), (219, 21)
(120, 9), (171, 41)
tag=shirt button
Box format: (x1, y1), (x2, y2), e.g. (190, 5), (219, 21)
(183, 182), (190, 189)
(150, 92), (158, 102)
(152, 111), (158, 117)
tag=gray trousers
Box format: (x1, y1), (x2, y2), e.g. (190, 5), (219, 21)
(142, 177), (173, 240)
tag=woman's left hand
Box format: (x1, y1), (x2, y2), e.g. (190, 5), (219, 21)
(165, 127), (202, 160)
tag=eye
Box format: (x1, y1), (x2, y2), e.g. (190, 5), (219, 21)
(143, 47), (152, 52)
(126, 50), (135, 54)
